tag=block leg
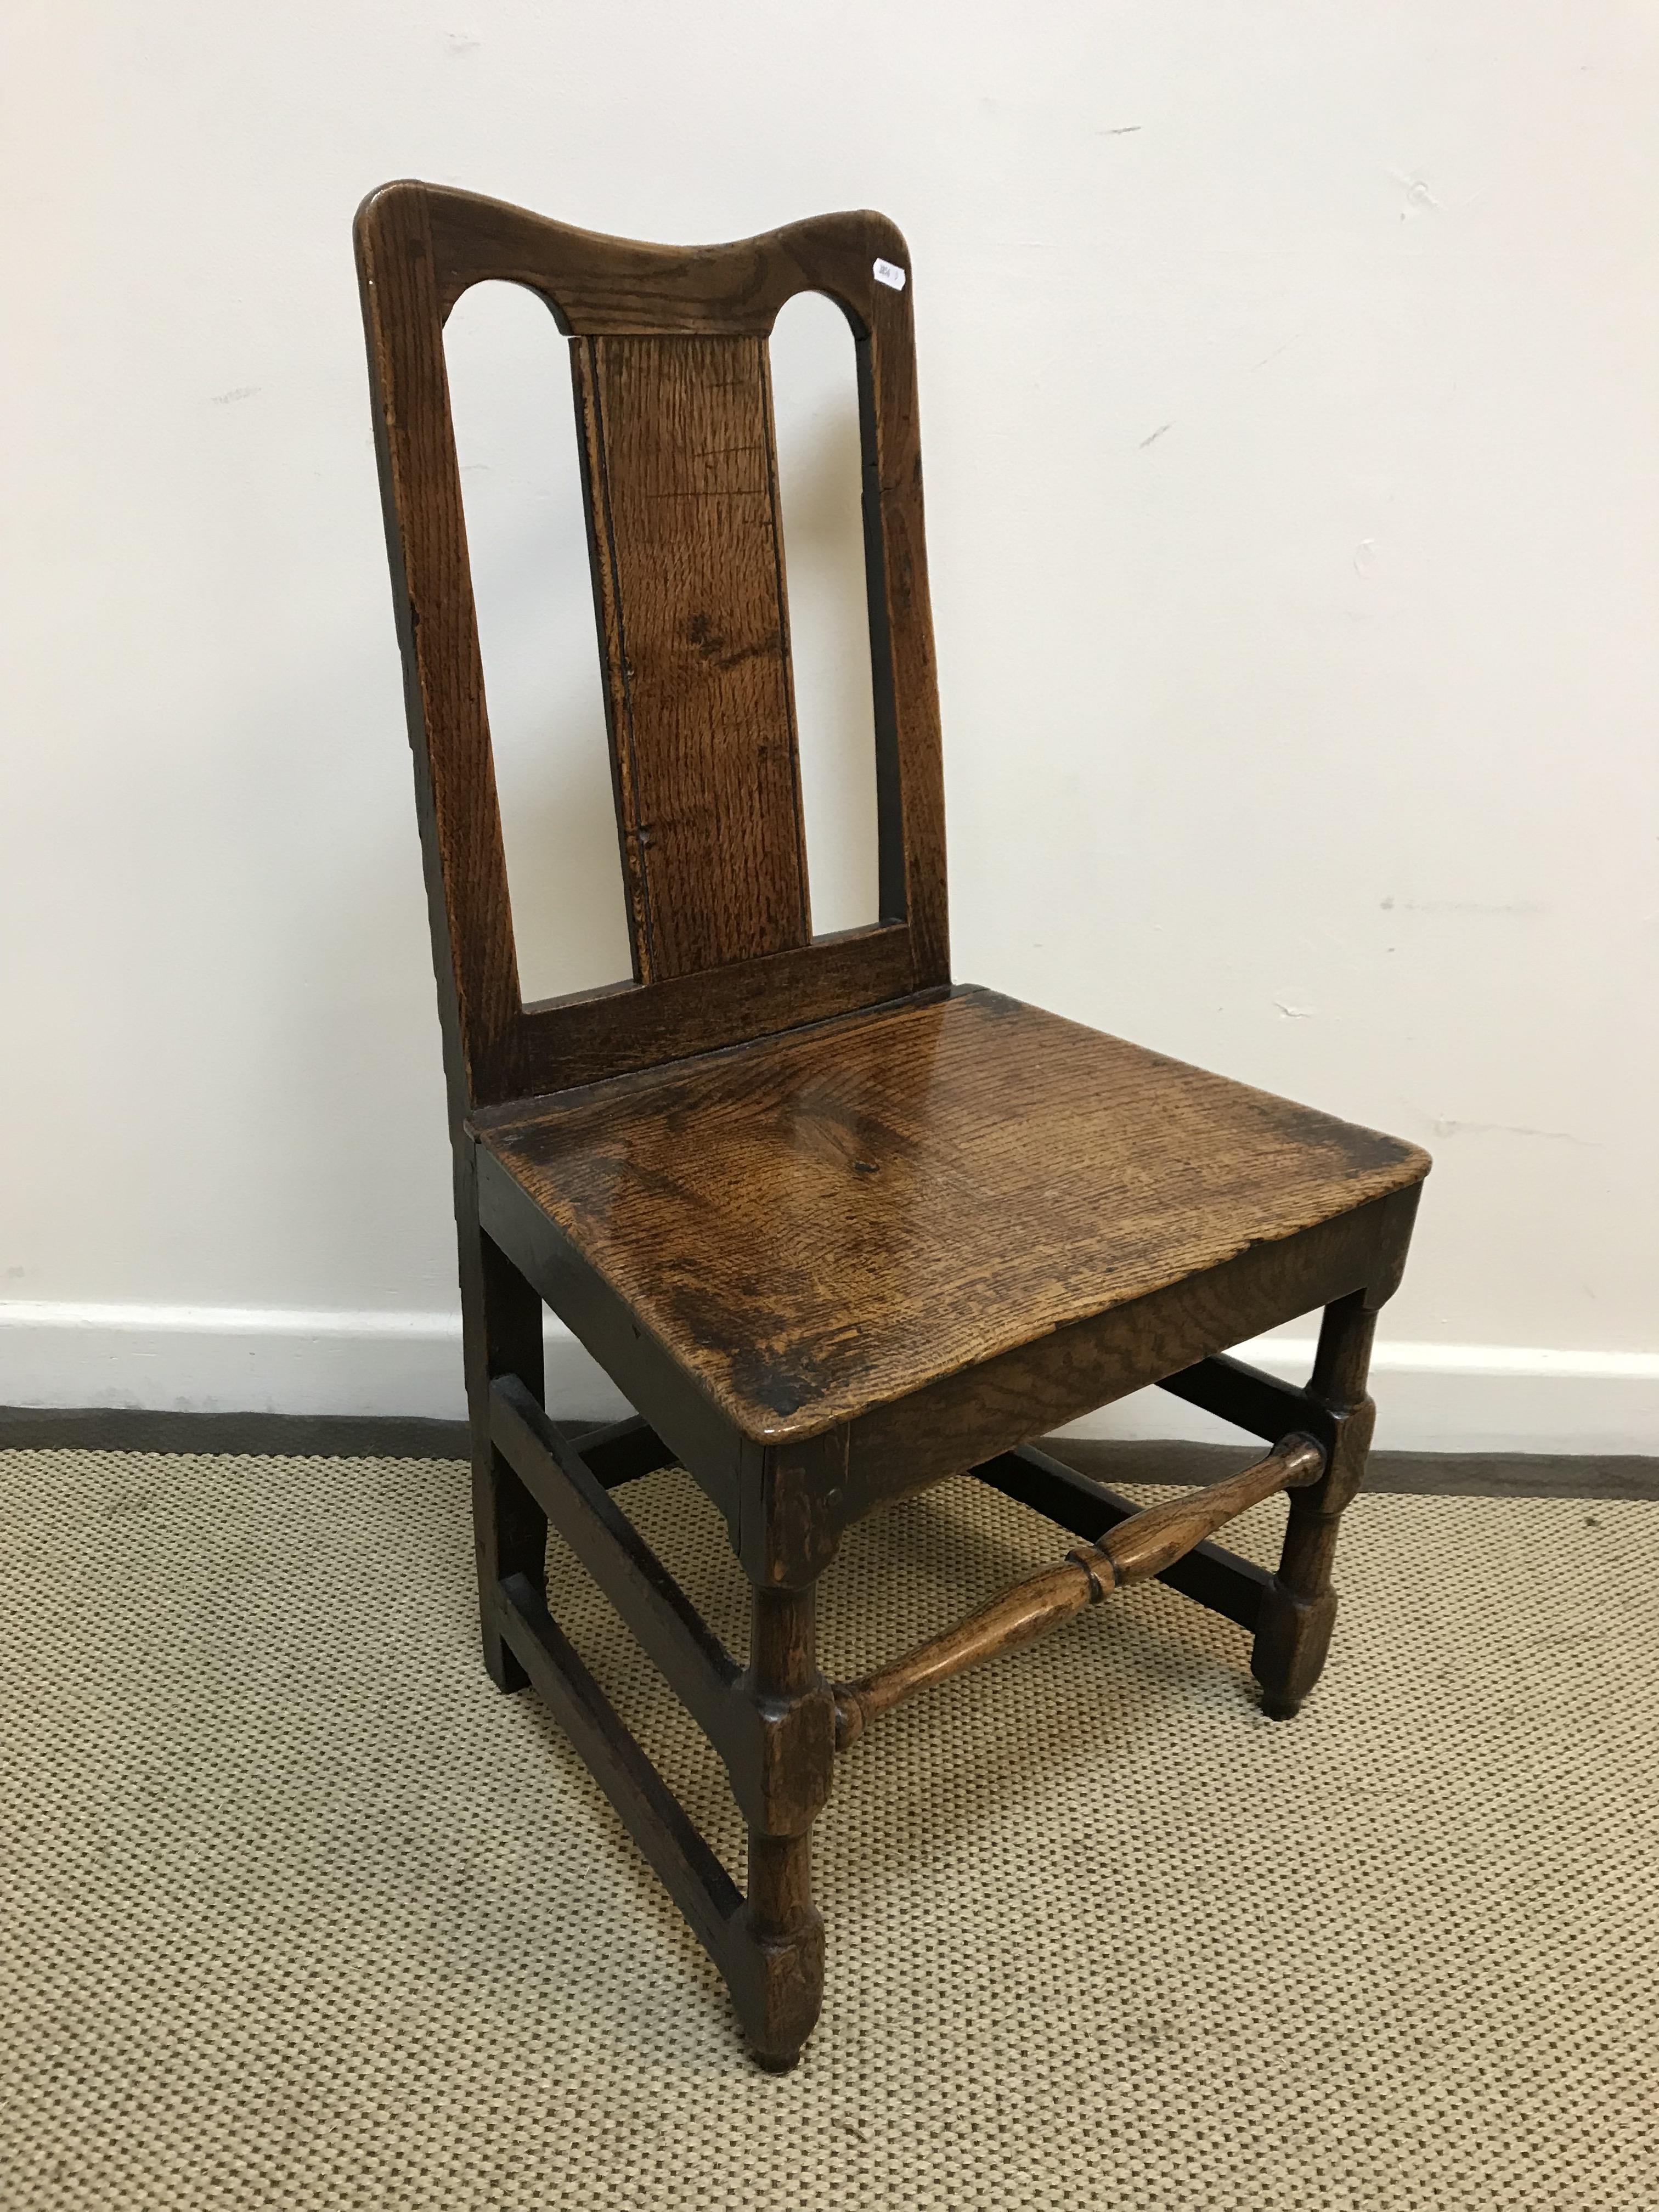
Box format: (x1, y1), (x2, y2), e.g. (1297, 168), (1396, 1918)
(457, 1144), (547, 1692)
(1252, 1289), (1376, 1720)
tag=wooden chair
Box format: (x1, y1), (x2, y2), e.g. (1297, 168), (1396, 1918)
(355, 181), (1430, 2070)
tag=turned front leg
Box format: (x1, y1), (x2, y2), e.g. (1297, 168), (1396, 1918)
(1252, 1290), (1377, 1719)
(731, 1585), (829, 2070)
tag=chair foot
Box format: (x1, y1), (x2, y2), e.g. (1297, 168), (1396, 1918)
(1250, 1582), (1339, 1717)
(479, 1624), (529, 1695)
(731, 1904), (826, 2071)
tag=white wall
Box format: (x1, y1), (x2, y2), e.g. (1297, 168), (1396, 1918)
(4, 3), (1657, 1450)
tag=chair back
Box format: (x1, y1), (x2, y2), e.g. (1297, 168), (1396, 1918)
(356, 182), (949, 1114)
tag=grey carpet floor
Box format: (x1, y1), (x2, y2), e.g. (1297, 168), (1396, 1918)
(2, 1447), (1655, 2209)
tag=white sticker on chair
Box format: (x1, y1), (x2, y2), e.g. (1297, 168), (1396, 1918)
(873, 257), (907, 291)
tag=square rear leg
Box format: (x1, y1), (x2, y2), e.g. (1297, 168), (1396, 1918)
(457, 1150), (547, 1691)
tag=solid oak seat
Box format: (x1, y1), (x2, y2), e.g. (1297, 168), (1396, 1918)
(358, 179), (1428, 2070)
(478, 985), (1429, 1444)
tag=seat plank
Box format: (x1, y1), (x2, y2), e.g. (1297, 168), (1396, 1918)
(479, 985), (1430, 1444)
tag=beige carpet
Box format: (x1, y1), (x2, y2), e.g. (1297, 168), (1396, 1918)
(2, 1447), (1654, 2210)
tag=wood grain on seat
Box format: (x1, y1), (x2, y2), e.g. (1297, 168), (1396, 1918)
(479, 986), (1430, 1443)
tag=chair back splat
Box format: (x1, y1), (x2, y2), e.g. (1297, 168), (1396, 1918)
(354, 182), (949, 1120)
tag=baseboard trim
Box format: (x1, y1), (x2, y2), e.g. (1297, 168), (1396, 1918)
(2, 1403), (1654, 1500)
(2, 1299), (1656, 1456)
(1049, 1437), (1659, 1503)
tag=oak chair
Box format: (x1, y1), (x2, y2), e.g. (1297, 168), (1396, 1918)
(356, 180), (1429, 2070)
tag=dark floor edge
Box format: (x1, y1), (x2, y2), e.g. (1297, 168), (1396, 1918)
(0, 1406), (476, 1460)
(2, 1404), (1656, 1499)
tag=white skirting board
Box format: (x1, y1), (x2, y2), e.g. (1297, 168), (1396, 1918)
(1, 1301), (1656, 1457)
